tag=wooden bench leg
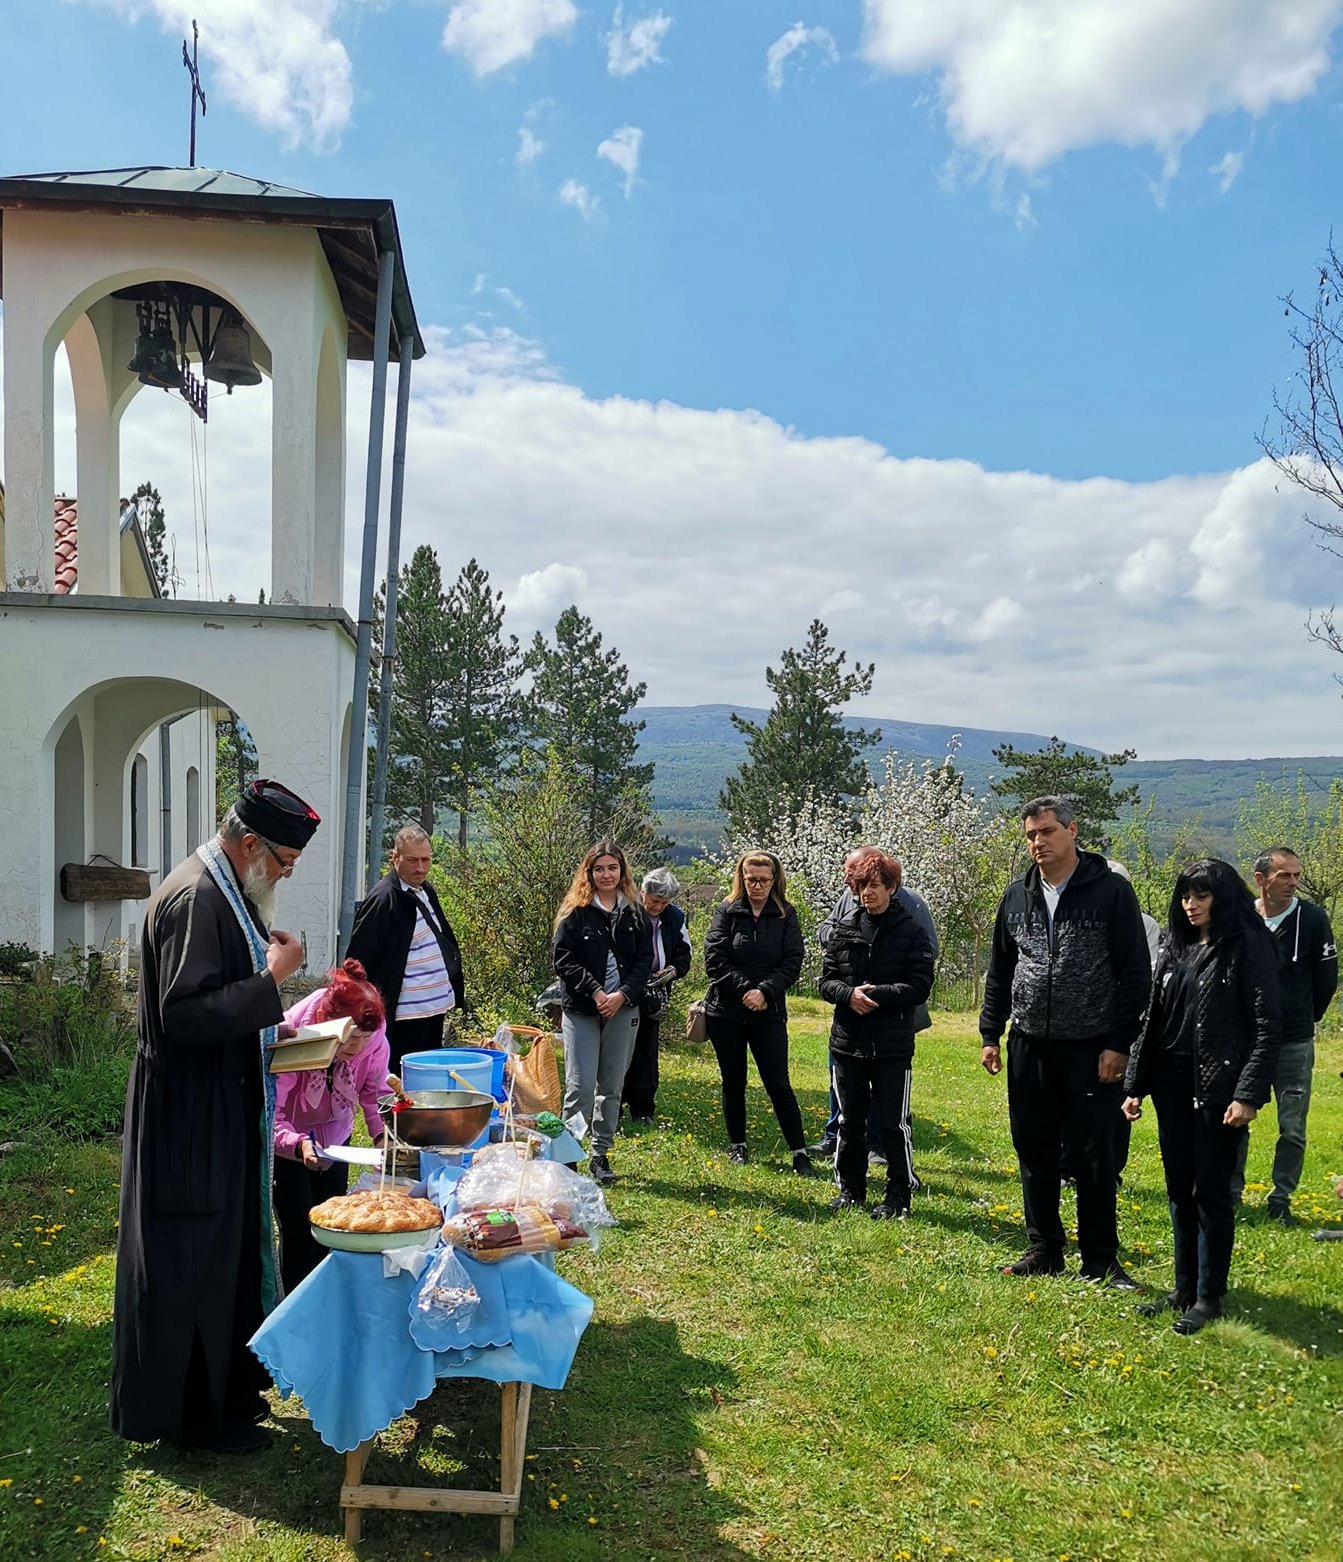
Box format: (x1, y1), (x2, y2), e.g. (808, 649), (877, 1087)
(343, 1438), (373, 1545)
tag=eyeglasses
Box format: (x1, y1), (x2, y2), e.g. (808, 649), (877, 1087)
(744, 875), (774, 887)
(261, 841), (300, 875)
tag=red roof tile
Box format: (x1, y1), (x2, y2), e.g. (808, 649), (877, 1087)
(53, 497), (79, 593)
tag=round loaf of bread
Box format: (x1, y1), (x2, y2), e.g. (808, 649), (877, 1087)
(310, 1189), (441, 1234)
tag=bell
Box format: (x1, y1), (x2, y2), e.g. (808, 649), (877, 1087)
(205, 316), (262, 392)
(127, 321), (182, 389)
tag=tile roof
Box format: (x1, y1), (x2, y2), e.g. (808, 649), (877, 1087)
(53, 497), (78, 594)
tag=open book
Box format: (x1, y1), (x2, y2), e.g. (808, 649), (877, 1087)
(267, 1016), (355, 1073)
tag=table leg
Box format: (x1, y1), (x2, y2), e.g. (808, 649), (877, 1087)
(498, 1382), (532, 1555)
(343, 1438), (373, 1545)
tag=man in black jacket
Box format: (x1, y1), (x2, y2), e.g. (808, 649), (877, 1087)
(980, 797), (1151, 1286)
(1234, 846), (1339, 1224)
(345, 825), (466, 1071)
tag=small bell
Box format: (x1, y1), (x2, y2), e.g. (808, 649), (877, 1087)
(205, 314), (262, 392)
(127, 307), (182, 389)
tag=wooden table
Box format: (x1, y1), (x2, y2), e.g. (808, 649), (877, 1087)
(339, 1380), (533, 1552)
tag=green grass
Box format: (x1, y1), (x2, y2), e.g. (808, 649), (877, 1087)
(3, 1006), (1343, 1561)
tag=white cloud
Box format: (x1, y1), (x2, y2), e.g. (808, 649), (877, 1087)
(597, 125), (643, 196)
(766, 21), (839, 92)
(471, 272), (488, 295)
(605, 5), (672, 77)
(495, 285), (525, 310)
(442, 0), (577, 77)
(1210, 149), (1246, 192)
(860, 0), (1343, 173)
(79, 0), (356, 149)
(513, 561), (589, 626)
(559, 179), (600, 220)
(6, 310), (1342, 757)
(516, 125), (546, 165)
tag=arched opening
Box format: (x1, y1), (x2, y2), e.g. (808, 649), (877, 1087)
(185, 766), (201, 853)
(52, 715), (86, 954)
(130, 753), (149, 867)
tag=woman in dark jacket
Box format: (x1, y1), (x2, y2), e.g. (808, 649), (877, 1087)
(818, 851), (935, 1219)
(622, 868), (694, 1126)
(553, 841), (653, 1186)
(1122, 859), (1281, 1334)
(703, 851), (813, 1174)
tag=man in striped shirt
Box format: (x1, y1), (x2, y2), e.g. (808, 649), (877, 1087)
(346, 825), (466, 1070)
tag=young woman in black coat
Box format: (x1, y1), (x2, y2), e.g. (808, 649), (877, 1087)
(818, 851), (935, 1219)
(1122, 859), (1282, 1334)
(703, 851), (813, 1174)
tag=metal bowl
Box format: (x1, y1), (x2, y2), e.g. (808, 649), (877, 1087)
(379, 1088), (494, 1147)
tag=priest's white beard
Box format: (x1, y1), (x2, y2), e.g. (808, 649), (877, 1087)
(240, 855), (279, 929)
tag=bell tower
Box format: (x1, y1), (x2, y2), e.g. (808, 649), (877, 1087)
(0, 166), (422, 969)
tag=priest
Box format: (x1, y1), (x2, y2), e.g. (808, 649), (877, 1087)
(111, 779), (320, 1454)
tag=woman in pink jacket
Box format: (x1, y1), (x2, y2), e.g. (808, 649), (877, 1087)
(273, 959), (390, 1292)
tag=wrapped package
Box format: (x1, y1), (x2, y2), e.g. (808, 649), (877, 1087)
(442, 1205), (589, 1262)
(454, 1152), (616, 1236)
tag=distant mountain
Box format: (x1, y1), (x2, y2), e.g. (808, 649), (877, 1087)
(635, 703), (1342, 860)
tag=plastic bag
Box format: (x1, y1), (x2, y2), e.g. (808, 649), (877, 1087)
(442, 1205), (589, 1262)
(414, 1245), (481, 1340)
(455, 1150), (615, 1237)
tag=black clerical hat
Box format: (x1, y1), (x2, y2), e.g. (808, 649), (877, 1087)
(235, 778), (321, 849)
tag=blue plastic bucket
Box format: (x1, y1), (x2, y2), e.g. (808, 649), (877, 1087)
(400, 1049), (495, 1099)
(450, 1045), (509, 1102)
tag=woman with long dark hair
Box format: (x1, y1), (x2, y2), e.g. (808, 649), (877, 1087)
(1122, 859), (1281, 1334)
(703, 850), (813, 1175)
(553, 841), (653, 1186)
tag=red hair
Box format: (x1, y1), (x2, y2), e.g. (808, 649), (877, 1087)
(848, 852), (902, 892)
(314, 959), (385, 1032)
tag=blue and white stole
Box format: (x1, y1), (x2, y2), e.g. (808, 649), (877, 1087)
(196, 839), (282, 1312)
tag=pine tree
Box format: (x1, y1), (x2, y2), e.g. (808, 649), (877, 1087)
(990, 735), (1139, 850)
(719, 619), (879, 840)
(442, 559), (523, 850)
(374, 545), (453, 838)
(129, 481), (170, 595)
(522, 605), (654, 839)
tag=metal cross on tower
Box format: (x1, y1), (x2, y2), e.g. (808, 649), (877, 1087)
(182, 19), (207, 168)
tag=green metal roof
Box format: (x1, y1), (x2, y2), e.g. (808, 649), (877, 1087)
(0, 166), (423, 360)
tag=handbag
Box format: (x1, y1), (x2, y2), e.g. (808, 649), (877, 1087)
(685, 999), (707, 1044)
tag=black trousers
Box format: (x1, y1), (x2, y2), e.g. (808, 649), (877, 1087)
(707, 1015), (806, 1151)
(273, 1152), (349, 1296)
(1150, 1054), (1246, 1303)
(832, 1051), (915, 1205)
(387, 1011), (445, 1074)
(622, 1011), (662, 1118)
(1007, 1031), (1121, 1269)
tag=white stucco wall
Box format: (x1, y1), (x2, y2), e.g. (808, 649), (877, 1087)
(0, 596), (359, 974)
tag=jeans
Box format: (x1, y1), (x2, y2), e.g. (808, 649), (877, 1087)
(562, 1005), (641, 1153)
(707, 1015), (806, 1151)
(1151, 1055), (1246, 1302)
(1230, 1037), (1314, 1207)
(1006, 1031), (1121, 1270)
(832, 1052), (915, 1204)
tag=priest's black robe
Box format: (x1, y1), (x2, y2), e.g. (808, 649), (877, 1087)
(110, 851), (284, 1444)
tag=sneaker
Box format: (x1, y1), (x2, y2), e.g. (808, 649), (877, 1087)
(1002, 1246), (1065, 1277)
(727, 1143), (749, 1166)
(867, 1149), (888, 1167)
(1172, 1299), (1221, 1335)
(807, 1137), (837, 1156)
(871, 1201), (910, 1222)
(1081, 1261), (1143, 1293)
(829, 1193), (864, 1212)
(792, 1151), (816, 1178)
(1312, 1229), (1343, 1242)
(1136, 1289), (1193, 1319)
(589, 1153), (616, 1186)
(630, 1114), (655, 1128)
(1266, 1203), (1296, 1228)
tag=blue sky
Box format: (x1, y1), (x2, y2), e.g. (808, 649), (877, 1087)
(4, 1), (1343, 756)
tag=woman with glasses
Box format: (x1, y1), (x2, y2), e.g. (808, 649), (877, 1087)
(1122, 860), (1281, 1334)
(272, 959), (390, 1293)
(553, 841), (653, 1186)
(703, 851), (813, 1175)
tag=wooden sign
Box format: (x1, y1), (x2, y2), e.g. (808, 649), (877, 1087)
(60, 864), (152, 902)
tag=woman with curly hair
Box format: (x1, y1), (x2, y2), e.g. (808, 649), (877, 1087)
(1123, 859), (1281, 1334)
(553, 841), (653, 1186)
(703, 850), (813, 1174)
(273, 960), (389, 1292)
